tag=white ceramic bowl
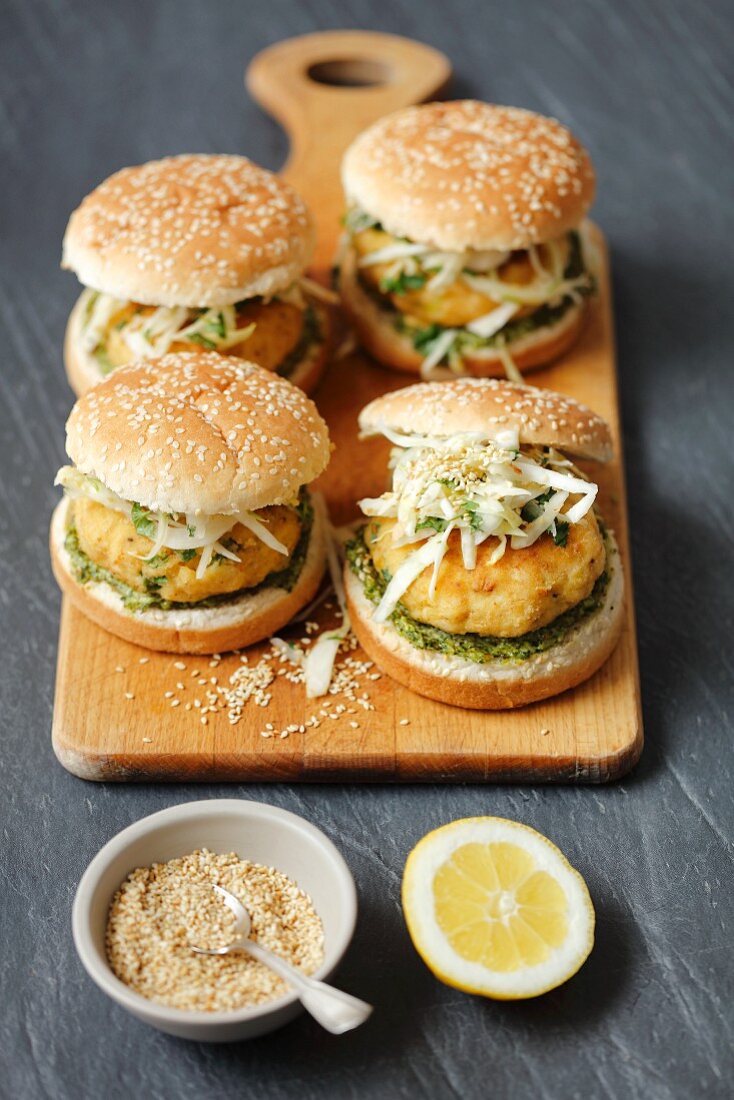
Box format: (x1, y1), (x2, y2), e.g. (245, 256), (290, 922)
(72, 798), (358, 1041)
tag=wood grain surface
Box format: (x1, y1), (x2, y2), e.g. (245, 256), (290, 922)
(52, 31), (642, 783)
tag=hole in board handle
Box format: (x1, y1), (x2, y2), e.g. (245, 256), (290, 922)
(306, 58), (392, 88)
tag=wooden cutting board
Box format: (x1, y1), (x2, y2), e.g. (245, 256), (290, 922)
(52, 31), (642, 783)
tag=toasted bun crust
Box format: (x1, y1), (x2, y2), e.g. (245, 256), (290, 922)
(345, 532), (624, 709)
(50, 497), (326, 654)
(63, 293), (332, 398)
(339, 250), (586, 382)
(342, 102), (595, 252)
(359, 376), (611, 462)
(65, 351), (332, 514)
(62, 155), (314, 307)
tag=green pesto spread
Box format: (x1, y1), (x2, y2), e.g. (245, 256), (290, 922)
(345, 527), (609, 665)
(64, 491), (313, 614)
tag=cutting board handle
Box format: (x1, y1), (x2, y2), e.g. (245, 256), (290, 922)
(246, 31), (451, 269)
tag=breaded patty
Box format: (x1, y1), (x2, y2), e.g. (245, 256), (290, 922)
(74, 498), (301, 604)
(352, 227), (569, 328)
(104, 299), (305, 373)
(366, 509), (605, 638)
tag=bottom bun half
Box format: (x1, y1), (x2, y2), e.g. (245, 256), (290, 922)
(50, 497), (326, 654)
(63, 294), (333, 397)
(339, 251), (586, 379)
(344, 535), (624, 709)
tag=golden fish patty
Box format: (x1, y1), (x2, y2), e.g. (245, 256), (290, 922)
(352, 227), (569, 328)
(73, 498), (301, 604)
(104, 299), (305, 373)
(366, 509), (605, 638)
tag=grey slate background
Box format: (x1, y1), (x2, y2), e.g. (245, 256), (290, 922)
(1, 1), (732, 1097)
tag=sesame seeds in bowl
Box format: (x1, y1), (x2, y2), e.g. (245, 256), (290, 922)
(72, 800), (358, 1042)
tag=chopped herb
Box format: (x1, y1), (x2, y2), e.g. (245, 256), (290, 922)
(520, 490), (553, 523)
(410, 324), (443, 353)
(143, 575), (167, 594)
(380, 271), (427, 295)
(131, 502), (158, 539)
(203, 312), (226, 339)
(415, 516), (448, 533)
(552, 519), (570, 547)
(185, 332), (217, 350)
(463, 501), (483, 531)
(178, 548), (197, 563)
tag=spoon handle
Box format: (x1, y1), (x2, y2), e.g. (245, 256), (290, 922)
(242, 939), (372, 1035)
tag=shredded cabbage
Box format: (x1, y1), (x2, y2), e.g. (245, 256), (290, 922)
(55, 466), (294, 569)
(77, 286), (317, 362)
(357, 431), (598, 620)
(82, 292), (128, 351)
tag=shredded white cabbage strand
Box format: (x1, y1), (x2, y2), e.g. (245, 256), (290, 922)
(357, 428), (597, 622)
(303, 494), (351, 698)
(55, 467), (291, 571)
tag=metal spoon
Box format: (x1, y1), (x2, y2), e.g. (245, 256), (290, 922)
(190, 885), (372, 1034)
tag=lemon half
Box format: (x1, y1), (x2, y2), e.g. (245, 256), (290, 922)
(402, 817), (595, 1000)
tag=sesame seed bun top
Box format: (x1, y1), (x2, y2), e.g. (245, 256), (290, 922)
(62, 154), (315, 308)
(65, 351), (332, 514)
(342, 101), (595, 252)
(358, 378), (612, 462)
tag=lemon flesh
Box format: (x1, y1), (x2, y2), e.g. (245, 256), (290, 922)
(402, 817), (595, 1000)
